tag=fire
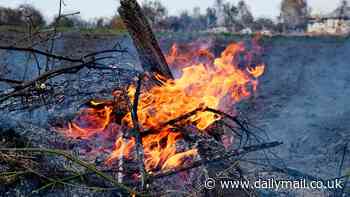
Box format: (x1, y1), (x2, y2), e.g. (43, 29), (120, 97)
(247, 64), (265, 78)
(106, 129), (197, 171)
(165, 42), (215, 71)
(58, 105), (113, 139)
(57, 39), (266, 173)
(123, 41), (264, 130)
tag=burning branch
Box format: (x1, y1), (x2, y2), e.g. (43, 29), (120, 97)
(0, 2), (276, 195)
(143, 141), (283, 181)
(130, 75), (147, 190)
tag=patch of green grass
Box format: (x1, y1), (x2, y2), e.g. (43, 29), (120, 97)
(0, 25), (29, 33)
(78, 27), (128, 35)
(53, 27), (127, 36)
(0, 25), (128, 36)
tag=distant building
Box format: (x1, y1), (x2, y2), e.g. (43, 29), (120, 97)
(240, 28), (252, 34)
(307, 1), (350, 35)
(206, 26), (229, 34)
(307, 17), (350, 35)
(259, 30), (273, 36)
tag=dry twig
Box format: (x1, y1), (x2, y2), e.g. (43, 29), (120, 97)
(0, 148), (138, 195)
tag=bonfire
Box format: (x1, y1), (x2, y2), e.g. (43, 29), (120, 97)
(58, 37), (266, 176)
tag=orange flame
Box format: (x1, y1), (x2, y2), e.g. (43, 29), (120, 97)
(247, 64), (265, 78)
(58, 39), (266, 173)
(123, 42), (264, 130)
(58, 105), (113, 139)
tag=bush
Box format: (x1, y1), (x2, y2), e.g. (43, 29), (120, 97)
(50, 15), (89, 29)
(109, 15), (126, 30)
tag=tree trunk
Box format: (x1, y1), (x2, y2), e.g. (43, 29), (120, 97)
(118, 0), (174, 80)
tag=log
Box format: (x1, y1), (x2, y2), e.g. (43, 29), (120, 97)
(118, 0), (174, 80)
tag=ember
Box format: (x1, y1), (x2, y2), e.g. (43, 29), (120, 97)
(58, 38), (266, 172)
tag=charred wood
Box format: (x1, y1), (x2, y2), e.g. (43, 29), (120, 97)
(118, 0), (174, 80)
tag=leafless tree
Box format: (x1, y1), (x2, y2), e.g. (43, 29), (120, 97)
(141, 0), (168, 28)
(237, 0), (254, 28)
(280, 0), (309, 32)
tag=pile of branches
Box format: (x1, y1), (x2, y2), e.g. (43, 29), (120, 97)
(0, 24), (284, 195)
(0, 101), (284, 197)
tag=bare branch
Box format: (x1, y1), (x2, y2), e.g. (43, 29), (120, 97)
(130, 75), (147, 190)
(0, 46), (84, 63)
(0, 46), (128, 63)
